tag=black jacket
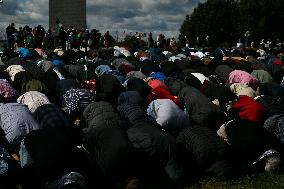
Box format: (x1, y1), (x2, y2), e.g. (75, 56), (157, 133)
(117, 91), (150, 125)
(178, 86), (226, 129)
(82, 101), (130, 130)
(95, 74), (126, 104)
(83, 125), (137, 180)
(177, 126), (233, 177)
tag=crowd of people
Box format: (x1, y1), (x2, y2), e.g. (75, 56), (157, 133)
(4, 23), (181, 53)
(4, 23), (112, 52)
(1, 22), (284, 189)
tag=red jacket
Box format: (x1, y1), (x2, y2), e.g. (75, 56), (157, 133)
(147, 86), (182, 109)
(232, 96), (267, 123)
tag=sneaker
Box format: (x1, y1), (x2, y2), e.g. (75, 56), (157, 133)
(265, 156), (282, 172)
(250, 149), (282, 172)
(45, 172), (87, 189)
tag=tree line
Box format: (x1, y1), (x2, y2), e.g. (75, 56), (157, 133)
(179, 0), (284, 47)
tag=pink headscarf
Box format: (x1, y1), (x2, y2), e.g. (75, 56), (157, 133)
(229, 70), (259, 89)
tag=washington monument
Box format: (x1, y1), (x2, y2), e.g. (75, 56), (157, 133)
(49, 0), (86, 30)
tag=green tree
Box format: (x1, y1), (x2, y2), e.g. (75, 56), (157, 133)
(239, 0), (284, 41)
(180, 0), (239, 47)
(180, 0), (284, 47)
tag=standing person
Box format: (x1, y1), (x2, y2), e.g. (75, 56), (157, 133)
(75, 29), (83, 50)
(156, 33), (166, 49)
(66, 29), (75, 50)
(185, 35), (190, 47)
(23, 26), (34, 48)
(6, 23), (17, 50)
(260, 39), (265, 48)
(147, 32), (154, 48)
(170, 37), (177, 49)
(58, 27), (67, 49)
(104, 31), (111, 48)
(205, 35), (210, 47)
(89, 29), (101, 49)
(244, 30), (251, 48)
(54, 18), (63, 48)
(134, 32), (141, 49)
(34, 25), (45, 48)
(17, 27), (24, 48)
(44, 29), (55, 51)
(196, 36), (200, 47)
(82, 29), (90, 50)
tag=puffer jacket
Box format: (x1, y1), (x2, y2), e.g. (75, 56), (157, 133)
(117, 91), (150, 125)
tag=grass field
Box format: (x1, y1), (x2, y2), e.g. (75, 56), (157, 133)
(185, 173), (284, 189)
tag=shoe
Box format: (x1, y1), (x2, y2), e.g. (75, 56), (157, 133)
(265, 156), (282, 172)
(250, 149), (282, 172)
(45, 172), (87, 189)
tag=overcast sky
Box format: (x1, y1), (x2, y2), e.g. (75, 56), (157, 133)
(0, 0), (206, 39)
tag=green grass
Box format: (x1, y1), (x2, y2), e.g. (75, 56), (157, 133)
(184, 173), (284, 189)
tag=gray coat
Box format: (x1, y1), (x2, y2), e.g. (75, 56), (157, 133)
(0, 103), (40, 147)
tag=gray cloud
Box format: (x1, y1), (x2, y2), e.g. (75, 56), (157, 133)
(0, 0), (205, 39)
